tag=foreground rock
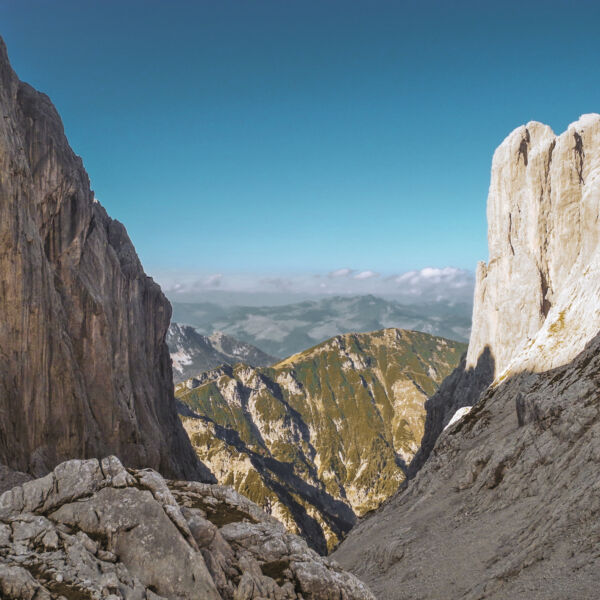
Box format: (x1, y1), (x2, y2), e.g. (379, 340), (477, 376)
(0, 37), (210, 480)
(0, 457), (374, 600)
(334, 331), (600, 599)
(177, 328), (465, 552)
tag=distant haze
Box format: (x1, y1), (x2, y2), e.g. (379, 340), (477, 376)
(159, 266), (475, 307)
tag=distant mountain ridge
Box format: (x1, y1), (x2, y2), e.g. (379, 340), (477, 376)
(175, 328), (466, 553)
(167, 324), (277, 383)
(172, 295), (471, 358)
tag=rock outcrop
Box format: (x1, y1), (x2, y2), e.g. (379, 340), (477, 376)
(0, 456), (374, 600)
(0, 37), (211, 481)
(176, 329), (465, 552)
(333, 116), (600, 598)
(168, 324), (276, 384)
(467, 114), (600, 379)
(408, 114), (600, 474)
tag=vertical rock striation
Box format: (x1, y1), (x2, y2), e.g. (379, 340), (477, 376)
(0, 37), (212, 481)
(333, 115), (600, 599)
(467, 114), (600, 378)
(410, 114), (600, 473)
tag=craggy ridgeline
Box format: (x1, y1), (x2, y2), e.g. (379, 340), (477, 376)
(176, 328), (466, 552)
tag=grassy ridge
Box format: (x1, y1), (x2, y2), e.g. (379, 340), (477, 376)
(176, 328), (466, 552)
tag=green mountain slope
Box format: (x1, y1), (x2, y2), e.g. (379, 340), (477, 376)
(176, 328), (466, 553)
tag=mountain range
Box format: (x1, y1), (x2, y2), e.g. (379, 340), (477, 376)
(167, 323), (277, 383)
(171, 295), (471, 358)
(175, 328), (466, 553)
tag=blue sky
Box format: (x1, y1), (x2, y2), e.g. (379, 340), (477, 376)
(2, 1), (600, 300)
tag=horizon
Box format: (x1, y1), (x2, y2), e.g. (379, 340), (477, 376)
(3, 1), (600, 304)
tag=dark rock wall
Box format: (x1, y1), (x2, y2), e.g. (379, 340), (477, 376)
(0, 37), (212, 482)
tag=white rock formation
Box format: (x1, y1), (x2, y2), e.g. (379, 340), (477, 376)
(467, 113), (600, 380)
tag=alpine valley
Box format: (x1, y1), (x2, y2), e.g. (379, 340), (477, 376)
(175, 329), (465, 552)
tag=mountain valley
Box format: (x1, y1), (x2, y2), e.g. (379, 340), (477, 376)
(175, 328), (466, 552)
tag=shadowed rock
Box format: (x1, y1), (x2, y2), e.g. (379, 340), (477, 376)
(0, 36), (211, 482)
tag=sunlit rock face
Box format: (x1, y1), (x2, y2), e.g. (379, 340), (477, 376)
(467, 114), (600, 379)
(0, 36), (210, 481)
(333, 116), (600, 599)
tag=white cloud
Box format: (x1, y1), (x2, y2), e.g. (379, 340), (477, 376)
(205, 273), (223, 287)
(328, 268), (354, 278)
(354, 270), (379, 280)
(154, 265), (475, 305)
(393, 267), (474, 300)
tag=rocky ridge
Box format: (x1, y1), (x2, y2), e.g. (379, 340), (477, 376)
(176, 328), (465, 552)
(0, 37), (209, 481)
(0, 456), (374, 599)
(333, 116), (600, 598)
(167, 323), (276, 384)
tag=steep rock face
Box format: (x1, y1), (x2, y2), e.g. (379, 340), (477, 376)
(467, 114), (600, 378)
(167, 323), (276, 383)
(0, 37), (210, 481)
(333, 116), (600, 598)
(176, 329), (465, 552)
(0, 457), (374, 599)
(408, 114), (600, 474)
(334, 331), (600, 599)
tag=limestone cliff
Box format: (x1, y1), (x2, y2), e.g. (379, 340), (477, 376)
(0, 37), (211, 481)
(176, 329), (465, 553)
(410, 114), (600, 473)
(467, 114), (600, 379)
(333, 116), (600, 598)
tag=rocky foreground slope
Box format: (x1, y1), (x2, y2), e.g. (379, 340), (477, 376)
(176, 329), (465, 552)
(0, 37), (209, 481)
(168, 324), (276, 383)
(0, 456), (374, 599)
(333, 115), (600, 598)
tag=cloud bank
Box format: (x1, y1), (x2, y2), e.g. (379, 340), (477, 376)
(156, 266), (475, 305)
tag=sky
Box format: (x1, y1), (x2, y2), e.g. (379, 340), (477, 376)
(2, 1), (600, 302)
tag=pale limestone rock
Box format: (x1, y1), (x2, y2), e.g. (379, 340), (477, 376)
(467, 113), (600, 379)
(0, 457), (375, 599)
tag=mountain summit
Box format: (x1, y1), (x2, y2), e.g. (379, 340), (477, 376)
(176, 328), (465, 553)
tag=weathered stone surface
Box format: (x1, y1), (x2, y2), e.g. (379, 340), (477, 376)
(0, 457), (375, 599)
(334, 331), (600, 599)
(0, 36), (211, 481)
(177, 328), (465, 552)
(333, 117), (600, 598)
(467, 114), (600, 379)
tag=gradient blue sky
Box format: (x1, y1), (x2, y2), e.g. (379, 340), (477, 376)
(2, 1), (600, 298)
